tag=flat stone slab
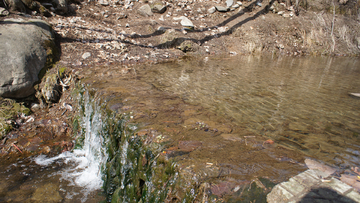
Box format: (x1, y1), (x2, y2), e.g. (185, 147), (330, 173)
(267, 169), (360, 202)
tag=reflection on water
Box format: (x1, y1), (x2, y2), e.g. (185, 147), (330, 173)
(144, 55), (360, 167)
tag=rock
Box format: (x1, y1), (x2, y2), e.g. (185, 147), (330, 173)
(256, 1), (262, 6)
(177, 40), (199, 52)
(0, 7), (9, 16)
(52, 0), (68, 14)
(82, 52), (91, 59)
(151, 2), (166, 13)
(39, 72), (62, 104)
(30, 103), (41, 111)
(215, 5), (229, 12)
(173, 16), (194, 28)
(304, 159), (336, 176)
(117, 12), (127, 19)
(178, 140), (202, 152)
(5, 0), (26, 12)
(0, 19), (59, 99)
(349, 93), (360, 98)
(232, 3), (239, 8)
(207, 6), (216, 14)
(226, 0), (233, 7)
(237, 1), (242, 5)
(137, 4), (153, 16)
(283, 13), (290, 18)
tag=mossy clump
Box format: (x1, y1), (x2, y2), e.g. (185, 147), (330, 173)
(102, 113), (195, 203)
(0, 98), (31, 138)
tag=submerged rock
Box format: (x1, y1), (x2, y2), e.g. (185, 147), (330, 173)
(0, 18), (59, 99)
(31, 183), (62, 202)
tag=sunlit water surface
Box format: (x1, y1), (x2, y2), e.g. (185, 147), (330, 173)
(1, 55), (359, 202)
(144, 56), (360, 167)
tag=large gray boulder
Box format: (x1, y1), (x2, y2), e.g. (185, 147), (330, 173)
(0, 18), (59, 99)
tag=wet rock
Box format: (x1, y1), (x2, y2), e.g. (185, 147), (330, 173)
(211, 181), (236, 197)
(173, 16), (194, 29)
(208, 6), (216, 14)
(137, 4), (153, 16)
(226, 0), (233, 7)
(0, 7), (9, 16)
(178, 140), (202, 152)
(216, 5), (229, 12)
(151, 2), (166, 13)
(31, 183), (62, 202)
(0, 18), (59, 99)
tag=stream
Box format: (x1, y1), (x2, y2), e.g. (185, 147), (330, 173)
(1, 55), (359, 202)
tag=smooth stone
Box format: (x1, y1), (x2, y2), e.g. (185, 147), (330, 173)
(82, 52), (91, 59)
(350, 93), (360, 98)
(237, 1), (242, 5)
(215, 5), (229, 12)
(232, 4), (239, 8)
(137, 4), (153, 16)
(151, 2), (166, 13)
(226, 0), (234, 7)
(0, 7), (9, 16)
(173, 16), (194, 28)
(207, 6), (216, 14)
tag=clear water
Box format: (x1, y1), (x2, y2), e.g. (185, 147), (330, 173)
(1, 55), (359, 202)
(142, 55), (360, 168)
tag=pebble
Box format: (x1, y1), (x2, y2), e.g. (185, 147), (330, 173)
(173, 16), (194, 28)
(208, 6), (216, 14)
(82, 52), (91, 59)
(215, 6), (229, 12)
(226, 0), (234, 7)
(137, 4), (153, 16)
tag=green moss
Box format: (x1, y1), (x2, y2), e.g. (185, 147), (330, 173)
(0, 98), (31, 138)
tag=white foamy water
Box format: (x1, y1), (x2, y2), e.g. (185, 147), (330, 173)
(34, 91), (108, 196)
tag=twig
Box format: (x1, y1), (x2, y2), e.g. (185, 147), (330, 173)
(12, 143), (23, 153)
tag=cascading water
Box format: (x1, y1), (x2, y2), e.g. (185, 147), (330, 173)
(33, 86), (193, 202)
(34, 89), (108, 200)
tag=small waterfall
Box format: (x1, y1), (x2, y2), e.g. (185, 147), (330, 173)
(34, 86), (195, 202)
(35, 90), (108, 198)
